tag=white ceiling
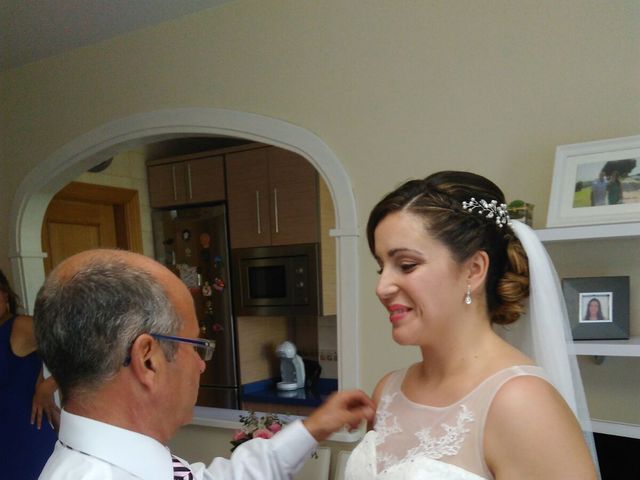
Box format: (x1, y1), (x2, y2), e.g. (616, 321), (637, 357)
(1, 0), (231, 71)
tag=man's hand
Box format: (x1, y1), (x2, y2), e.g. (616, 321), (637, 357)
(302, 389), (375, 442)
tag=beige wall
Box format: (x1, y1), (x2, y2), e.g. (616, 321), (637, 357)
(236, 316), (289, 384)
(1, 0), (639, 464)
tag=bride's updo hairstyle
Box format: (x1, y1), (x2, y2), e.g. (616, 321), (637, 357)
(366, 170), (529, 325)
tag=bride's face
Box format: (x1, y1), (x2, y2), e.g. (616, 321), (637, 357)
(373, 211), (467, 346)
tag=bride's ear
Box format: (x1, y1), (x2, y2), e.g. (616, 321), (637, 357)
(466, 250), (489, 291)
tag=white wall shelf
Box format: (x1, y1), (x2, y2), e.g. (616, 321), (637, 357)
(535, 221), (640, 443)
(570, 337), (640, 357)
(591, 419), (640, 440)
(537, 222), (639, 358)
(535, 222), (640, 243)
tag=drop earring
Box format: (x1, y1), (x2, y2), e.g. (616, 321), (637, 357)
(464, 284), (472, 305)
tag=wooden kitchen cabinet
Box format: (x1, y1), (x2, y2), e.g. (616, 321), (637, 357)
(225, 148), (271, 247)
(147, 155), (225, 208)
(226, 146), (319, 248)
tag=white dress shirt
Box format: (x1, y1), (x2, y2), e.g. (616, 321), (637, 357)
(39, 410), (317, 480)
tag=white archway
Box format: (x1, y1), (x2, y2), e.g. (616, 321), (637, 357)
(9, 107), (360, 391)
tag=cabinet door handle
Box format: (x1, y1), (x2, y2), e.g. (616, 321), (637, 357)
(186, 164), (193, 199)
(273, 187), (279, 233)
(171, 165), (178, 201)
(256, 190), (262, 235)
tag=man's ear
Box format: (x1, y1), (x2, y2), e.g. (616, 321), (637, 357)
(128, 334), (162, 390)
(467, 250), (489, 292)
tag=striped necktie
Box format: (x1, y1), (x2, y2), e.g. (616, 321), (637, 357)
(172, 455), (194, 480)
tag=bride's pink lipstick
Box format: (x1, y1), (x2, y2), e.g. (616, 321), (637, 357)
(387, 304), (411, 324)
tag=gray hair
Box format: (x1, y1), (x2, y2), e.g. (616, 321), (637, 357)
(34, 255), (182, 402)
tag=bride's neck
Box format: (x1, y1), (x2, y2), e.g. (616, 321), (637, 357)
(418, 327), (501, 379)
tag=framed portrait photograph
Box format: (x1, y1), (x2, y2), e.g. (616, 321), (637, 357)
(578, 292), (612, 324)
(562, 276), (630, 340)
(546, 134), (640, 227)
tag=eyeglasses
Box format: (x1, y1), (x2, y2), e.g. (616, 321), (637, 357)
(151, 334), (216, 362)
(123, 333), (216, 366)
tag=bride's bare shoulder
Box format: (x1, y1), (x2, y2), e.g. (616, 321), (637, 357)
(371, 371), (395, 405)
(485, 375), (596, 479)
(372, 363), (418, 405)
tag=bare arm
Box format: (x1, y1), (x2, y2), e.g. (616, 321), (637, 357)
(10, 315), (61, 429)
(32, 370), (60, 430)
(10, 314), (37, 356)
(484, 375), (597, 480)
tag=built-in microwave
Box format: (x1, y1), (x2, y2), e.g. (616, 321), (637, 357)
(231, 243), (320, 316)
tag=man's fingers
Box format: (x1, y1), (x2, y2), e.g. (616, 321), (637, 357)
(344, 405), (375, 428)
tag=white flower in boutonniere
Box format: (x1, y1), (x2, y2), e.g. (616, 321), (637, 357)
(230, 412), (285, 452)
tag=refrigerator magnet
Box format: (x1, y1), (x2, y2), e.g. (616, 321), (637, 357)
(176, 264), (198, 290)
(205, 300), (214, 314)
(212, 323), (224, 333)
(199, 232), (211, 249)
(213, 278), (225, 292)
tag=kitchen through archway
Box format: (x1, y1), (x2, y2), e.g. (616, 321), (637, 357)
(9, 108), (361, 419)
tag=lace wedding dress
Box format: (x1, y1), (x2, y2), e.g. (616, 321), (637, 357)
(345, 365), (547, 480)
(345, 221), (599, 479)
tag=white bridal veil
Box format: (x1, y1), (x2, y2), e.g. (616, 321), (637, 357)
(499, 220), (600, 476)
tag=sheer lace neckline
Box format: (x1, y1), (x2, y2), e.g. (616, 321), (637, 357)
(397, 364), (541, 410)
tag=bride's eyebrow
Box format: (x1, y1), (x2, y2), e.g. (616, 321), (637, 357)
(387, 248), (423, 258)
(373, 247), (423, 263)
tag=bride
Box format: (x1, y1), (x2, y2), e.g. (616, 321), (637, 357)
(345, 171), (599, 479)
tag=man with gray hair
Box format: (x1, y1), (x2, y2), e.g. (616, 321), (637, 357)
(34, 249), (374, 479)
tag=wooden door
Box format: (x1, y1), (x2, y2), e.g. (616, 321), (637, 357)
(186, 155), (226, 205)
(42, 199), (117, 272)
(267, 147), (319, 246)
(41, 182), (143, 274)
(226, 148), (272, 248)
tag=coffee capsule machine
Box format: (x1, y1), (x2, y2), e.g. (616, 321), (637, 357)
(276, 341), (305, 390)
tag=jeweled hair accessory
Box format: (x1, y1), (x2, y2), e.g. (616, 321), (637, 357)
(462, 197), (511, 228)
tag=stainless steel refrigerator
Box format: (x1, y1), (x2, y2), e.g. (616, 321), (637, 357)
(152, 204), (240, 409)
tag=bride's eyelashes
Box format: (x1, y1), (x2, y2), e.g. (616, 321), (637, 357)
(375, 261), (419, 275)
(400, 262), (417, 273)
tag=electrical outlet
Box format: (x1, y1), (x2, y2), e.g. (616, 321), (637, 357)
(320, 349), (338, 362)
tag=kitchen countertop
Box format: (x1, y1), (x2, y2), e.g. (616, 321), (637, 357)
(189, 403), (366, 443)
(241, 378), (338, 407)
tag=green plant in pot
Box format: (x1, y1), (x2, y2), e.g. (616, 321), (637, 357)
(507, 200), (534, 226)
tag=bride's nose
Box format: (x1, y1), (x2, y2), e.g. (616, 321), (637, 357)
(375, 269), (398, 301)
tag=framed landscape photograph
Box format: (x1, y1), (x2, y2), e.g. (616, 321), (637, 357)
(546, 135), (640, 227)
(562, 276), (630, 340)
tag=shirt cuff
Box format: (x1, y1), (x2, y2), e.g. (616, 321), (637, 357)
(270, 419), (318, 470)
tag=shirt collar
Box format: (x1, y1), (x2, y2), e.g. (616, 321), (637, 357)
(59, 409), (174, 480)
